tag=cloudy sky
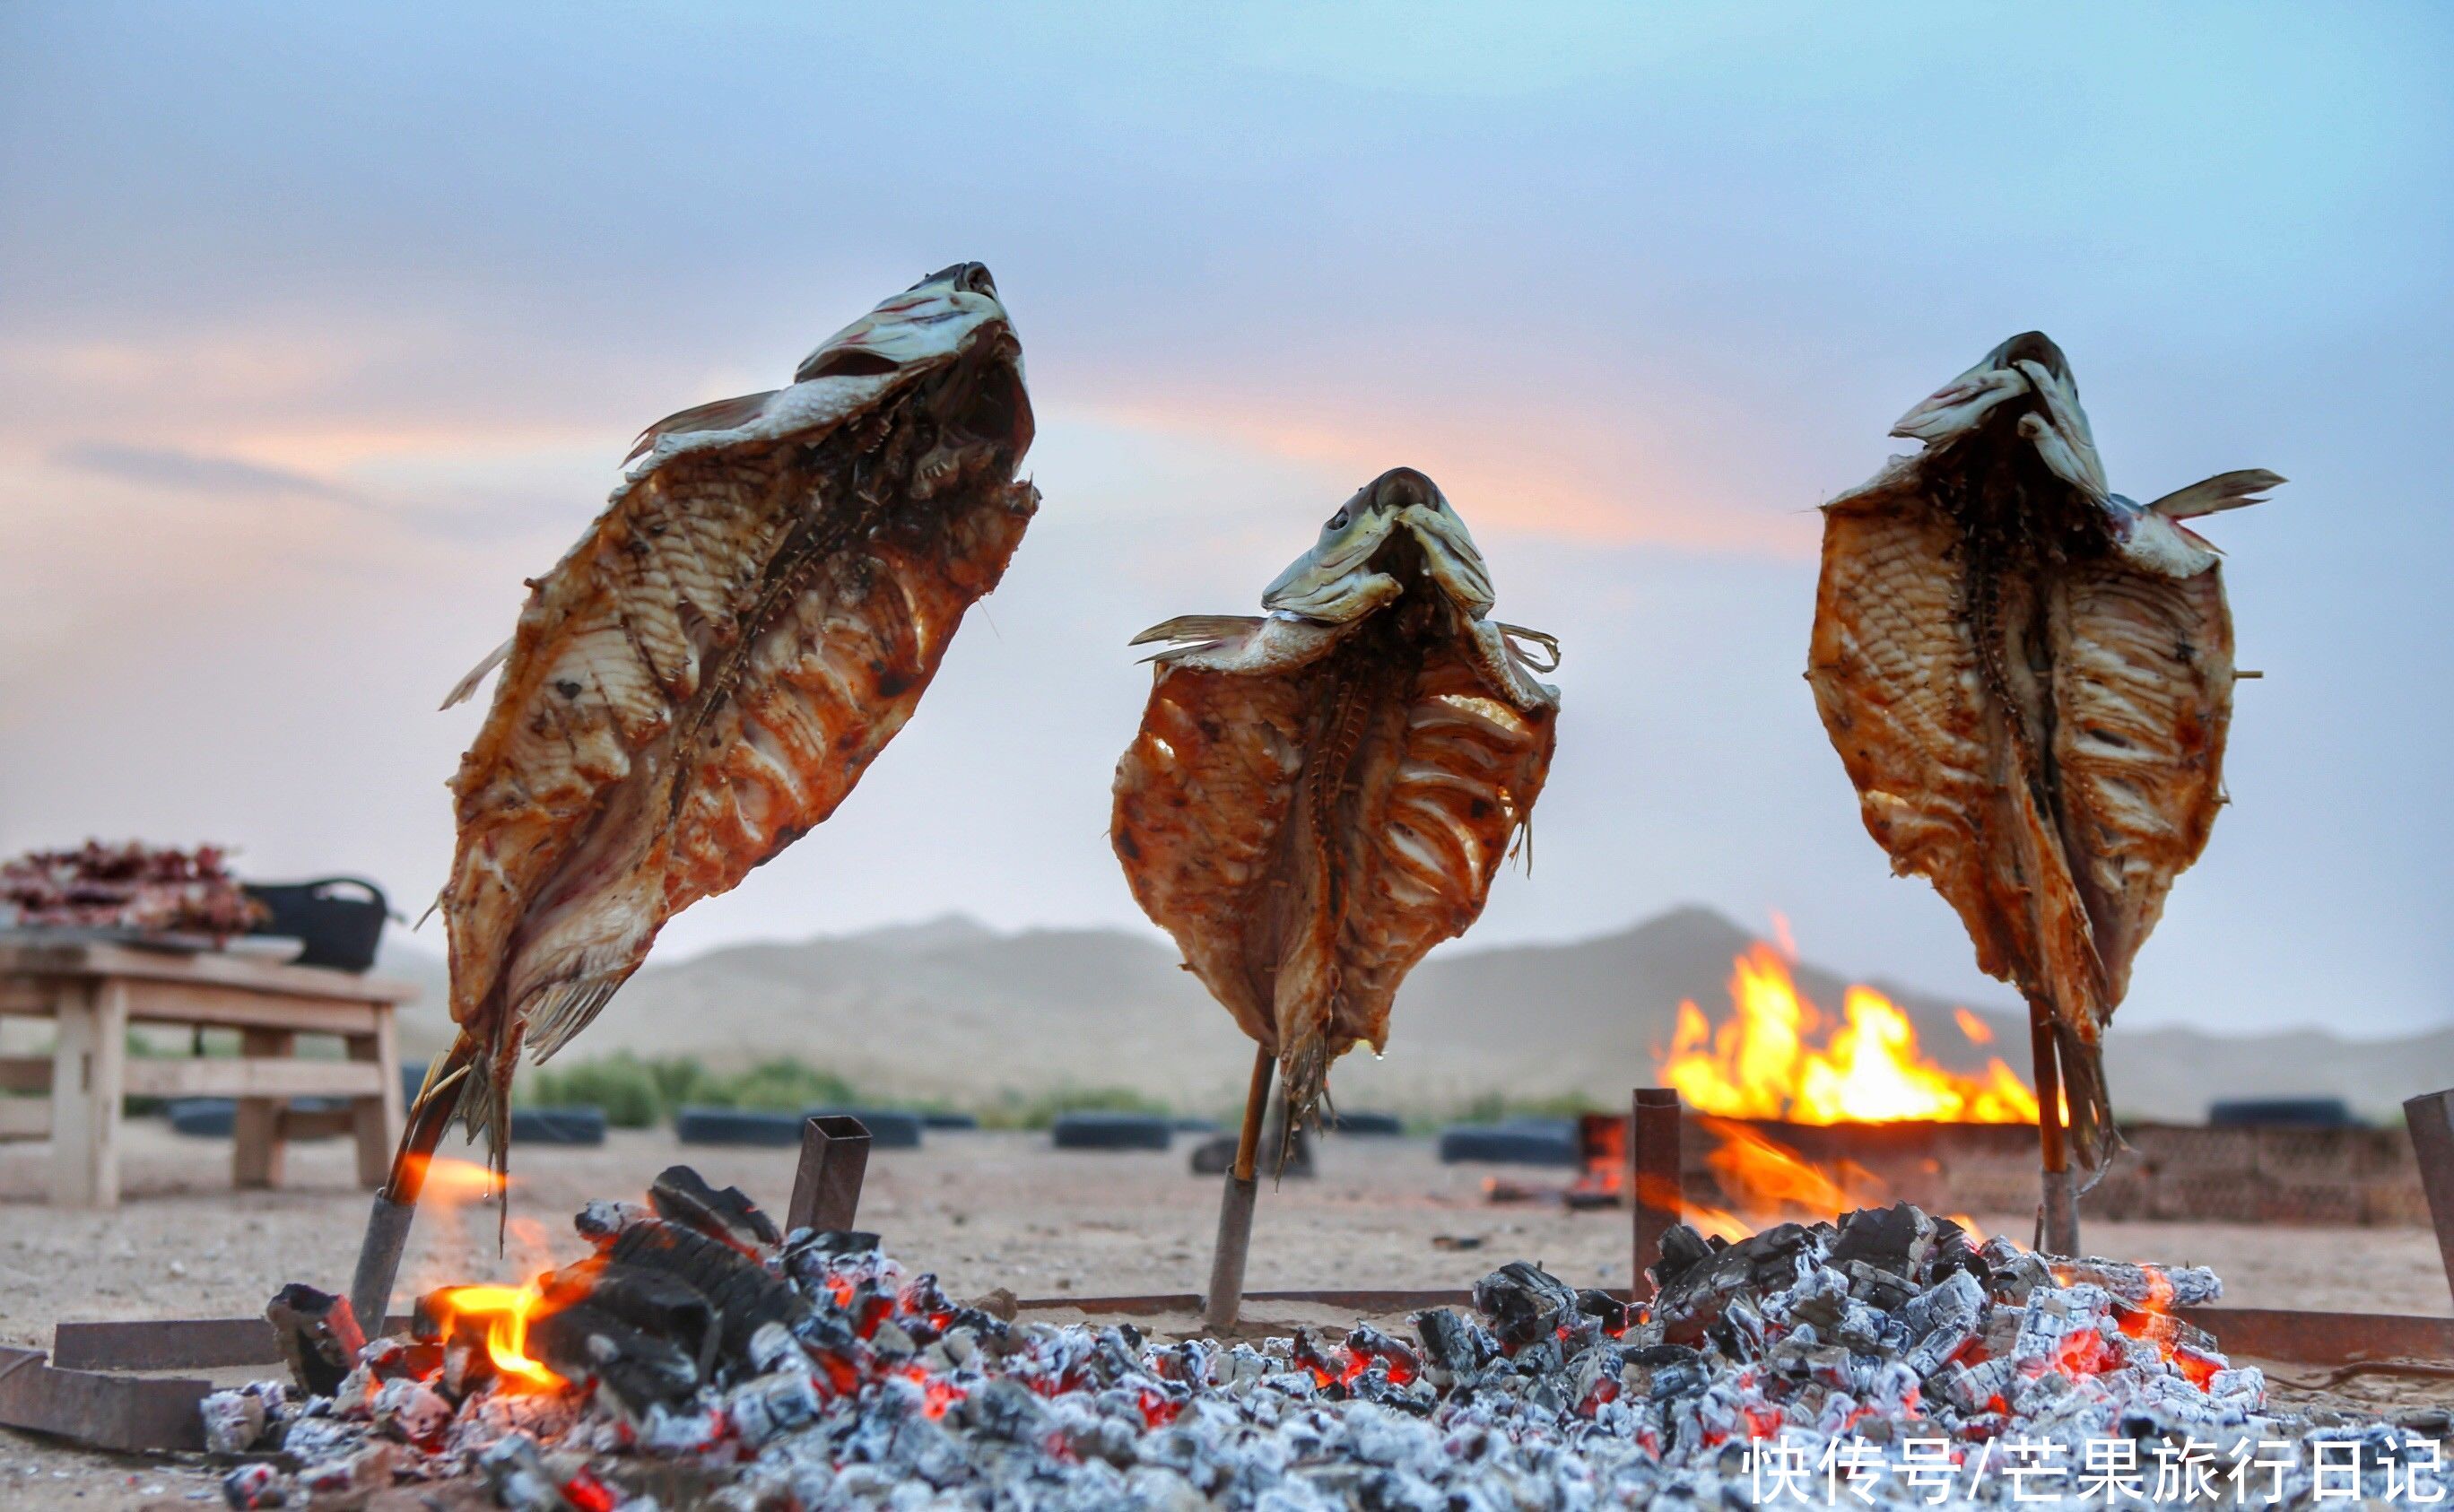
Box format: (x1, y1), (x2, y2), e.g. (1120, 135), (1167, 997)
(3, 4), (2449, 1038)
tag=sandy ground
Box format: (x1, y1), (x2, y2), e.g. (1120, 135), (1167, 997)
(4, 1122), (2452, 1507)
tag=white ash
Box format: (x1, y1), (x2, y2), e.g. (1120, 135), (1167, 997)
(204, 1182), (2444, 1509)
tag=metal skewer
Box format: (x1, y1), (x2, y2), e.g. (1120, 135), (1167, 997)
(2030, 995), (2079, 1256)
(1205, 1045), (1275, 1332)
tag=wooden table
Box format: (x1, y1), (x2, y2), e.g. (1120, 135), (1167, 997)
(0, 938), (417, 1208)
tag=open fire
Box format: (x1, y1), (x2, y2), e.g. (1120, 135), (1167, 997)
(1632, 939), (2055, 1239)
(1660, 940), (2039, 1125)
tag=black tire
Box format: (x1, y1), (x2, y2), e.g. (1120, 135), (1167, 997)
(2208, 1098), (2354, 1128)
(1437, 1124), (1579, 1167)
(920, 1110), (979, 1131)
(167, 1099), (236, 1137)
(805, 1108), (925, 1150)
(1050, 1112), (1172, 1151)
(167, 1097), (347, 1139)
(510, 1106), (607, 1146)
(674, 1107), (805, 1147)
(1326, 1110), (1405, 1136)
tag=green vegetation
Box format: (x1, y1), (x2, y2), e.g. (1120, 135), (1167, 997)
(976, 1085), (1175, 1131)
(524, 1052), (860, 1128)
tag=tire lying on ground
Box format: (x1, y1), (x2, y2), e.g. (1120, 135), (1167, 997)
(674, 1107), (806, 1148)
(1050, 1112), (1173, 1151)
(509, 1106), (608, 1146)
(806, 1108), (925, 1150)
(1437, 1123), (1579, 1167)
(167, 1097), (348, 1138)
(1326, 1109), (1405, 1136)
(920, 1110), (979, 1131)
(1188, 1126), (1316, 1177)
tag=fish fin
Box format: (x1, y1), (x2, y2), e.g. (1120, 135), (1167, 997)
(521, 976), (625, 1064)
(2144, 469), (2284, 519)
(440, 637), (515, 710)
(1129, 614), (1264, 647)
(622, 389), (781, 465)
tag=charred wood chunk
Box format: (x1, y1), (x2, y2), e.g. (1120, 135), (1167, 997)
(1412, 1308), (1499, 1380)
(265, 1282), (366, 1397)
(1651, 1223), (1719, 1291)
(527, 1301), (701, 1417)
(575, 1199), (657, 1247)
(1344, 1322), (1423, 1386)
(2054, 1256), (2223, 1307)
(1472, 1261), (1579, 1354)
(649, 1164), (782, 1255)
(540, 1259), (720, 1382)
(607, 1218), (812, 1366)
(1831, 1202), (1936, 1278)
(1575, 1289), (1632, 1338)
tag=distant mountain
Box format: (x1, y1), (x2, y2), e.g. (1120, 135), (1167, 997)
(383, 906), (2454, 1123)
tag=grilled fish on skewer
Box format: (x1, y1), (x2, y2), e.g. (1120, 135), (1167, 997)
(1807, 332), (2276, 1171)
(407, 263), (1036, 1187)
(1113, 467), (1560, 1135)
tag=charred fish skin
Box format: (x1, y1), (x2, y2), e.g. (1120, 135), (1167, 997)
(418, 264), (1038, 1178)
(1807, 332), (2279, 1169)
(1113, 468), (1560, 1127)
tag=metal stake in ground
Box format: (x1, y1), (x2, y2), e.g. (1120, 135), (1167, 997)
(2402, 1089), (2454, 1308)
(348, 1048), (474, 1334)
(2030, 995), (2080, 1256)
(1205, 1046), (1276, 1331)
(1630, 1088), (1682, 1302)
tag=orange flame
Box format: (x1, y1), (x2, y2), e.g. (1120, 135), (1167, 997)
(430, 1279), (566, 1391)
(1658, 943), (2039, 1125)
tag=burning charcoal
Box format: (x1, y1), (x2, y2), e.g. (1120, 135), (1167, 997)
(1830, 1201), (1936, 1278)
(278, 1412), (362, 1466)
(1344, 1323), (1423, 1387)
(607, 1217), (814, 1360)
(575, 1199), (657, 1245)
(480, 1432), (572, 1511)
(632, 1400), (726, 1457)
(1843, 1258), (1916, 1312)
(649, 1163), (783, 1255)
(264, 1282), (366, 1397)
(541, 1258), (720, 1378)
(779, 1227), (882, 1276)
(2054, 1255), (2223, 1307)
(200, 1387), (269, 1456)
(529, 1302), (701, 1416)
(727, 1369), (825, 1447)
(220, 1461), (292, 1509)
(295, 1440), (396, 1500)
(1475, 1261), (1581, 1355)
(1650, 1222), (1719, 1290)
(1978, 1235), (2053, 1300)
(370, 1375), (452, 1449)
(1411, 1308), (1498, 1382)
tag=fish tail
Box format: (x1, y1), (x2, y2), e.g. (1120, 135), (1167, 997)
(2055, 1022), (2123, 1177)
(382, 1032), (482, 1202)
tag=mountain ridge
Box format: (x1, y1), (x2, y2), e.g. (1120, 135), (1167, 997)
(381, 906), (2454, 1122)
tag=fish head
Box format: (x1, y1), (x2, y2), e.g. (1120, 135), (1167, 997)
(1890, 331), (2069, 446)
(622, 262), (1031, 480)
(1894, 330), (2108, 499)
(796, 262), (1032, 458)
(1261, 467), (1496, 623)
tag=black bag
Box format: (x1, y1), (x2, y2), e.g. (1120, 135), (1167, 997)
(244, 876), (391, 971)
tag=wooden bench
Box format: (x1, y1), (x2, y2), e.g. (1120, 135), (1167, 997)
(0, 938), (418, 1208)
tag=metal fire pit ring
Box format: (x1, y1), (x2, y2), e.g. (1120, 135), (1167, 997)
(8, 1295), (2448, 1458)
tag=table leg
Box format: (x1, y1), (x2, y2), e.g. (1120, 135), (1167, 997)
(233, 1028), (294, 1188)
(347, 1011), (403, 1189)
(50, 980), (129, 1208)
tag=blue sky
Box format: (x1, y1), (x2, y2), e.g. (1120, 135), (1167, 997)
(3, 4), (2449, 1036)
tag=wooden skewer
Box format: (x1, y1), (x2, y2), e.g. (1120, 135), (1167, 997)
(1205, 1045), (1275, 1331)
(2029, 995), (2080, 1256)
